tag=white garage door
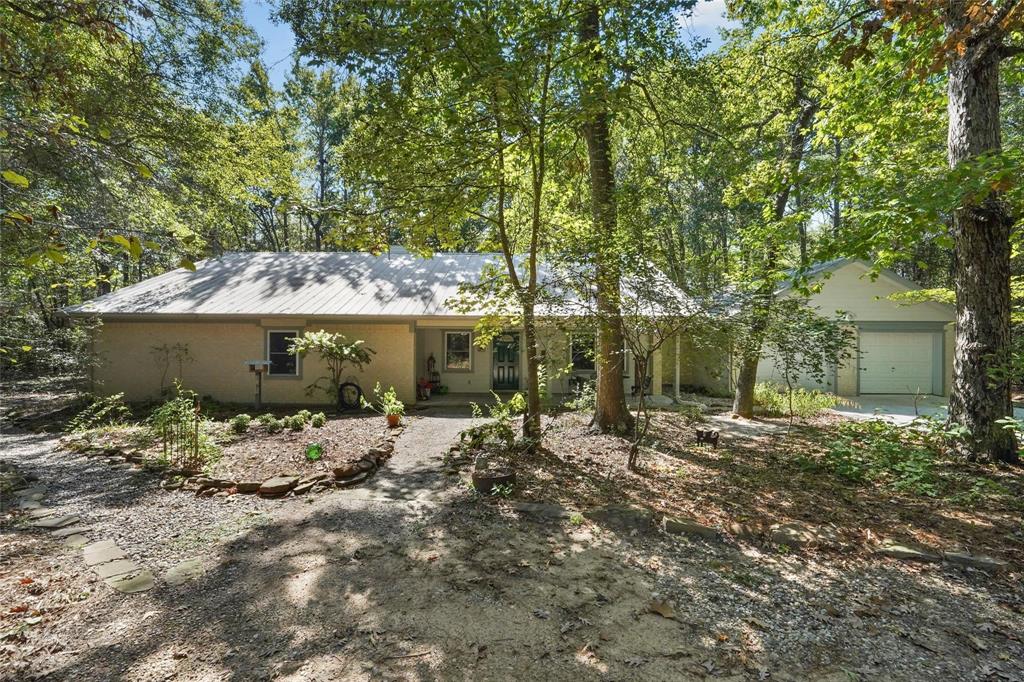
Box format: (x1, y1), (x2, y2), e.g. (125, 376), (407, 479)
(859, 331), (935, 394)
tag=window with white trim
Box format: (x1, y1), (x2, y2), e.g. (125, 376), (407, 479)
(267, 330), (299, 376)
(444, 331), (472, 371)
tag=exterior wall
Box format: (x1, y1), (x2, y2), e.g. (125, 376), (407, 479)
(415, 327), (494, 393)
(804, 261), (953, 323)
(771, 261), (956, 397)
(93, 319), (416, 405)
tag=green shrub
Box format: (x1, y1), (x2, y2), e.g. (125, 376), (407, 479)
(229, 413), (252, 434)
(265, 417), (284, 433)
(462, 392), (527, 451)
(826, 420), (939, 496)
(288, 415), (305, 431)
(256, 413), (277, 425)
(564, 381), (596, 412)
(69, 393), (132, 432)
(296, 409), (312, 424)
(753, 383), (844, 418)
(310, 412), (327, 428)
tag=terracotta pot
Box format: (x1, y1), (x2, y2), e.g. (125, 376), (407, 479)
(471, 469), (516, 495)
(387, 413), (401, 428)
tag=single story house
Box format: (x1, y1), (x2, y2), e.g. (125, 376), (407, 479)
(63, 251), (955, 406)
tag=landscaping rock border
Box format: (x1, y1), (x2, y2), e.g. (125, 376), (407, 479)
(61, 425), (405, 500)
(511, 494), (1011, 575)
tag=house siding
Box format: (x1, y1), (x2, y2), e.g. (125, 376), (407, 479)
(93, 320), (416, 405)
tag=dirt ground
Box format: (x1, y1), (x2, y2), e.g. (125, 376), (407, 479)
(2, 403), (1024, 681)
(522, 410), (1024, 565)
(207, 415), (384, 482)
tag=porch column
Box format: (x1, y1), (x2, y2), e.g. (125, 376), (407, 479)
(675, 333), (682, 398)
(652, 338), (663, 396)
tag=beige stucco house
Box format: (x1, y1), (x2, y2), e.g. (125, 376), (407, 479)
(64, 252), (955, 407)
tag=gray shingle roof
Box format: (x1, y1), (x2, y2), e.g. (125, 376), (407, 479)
(64, 251), (533, 318)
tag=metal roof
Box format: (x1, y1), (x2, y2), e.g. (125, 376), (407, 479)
(63, 251), (559, 318)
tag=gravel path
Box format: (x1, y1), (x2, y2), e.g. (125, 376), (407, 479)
(1, 430), (277, 573)
(1, 411), (475, 573)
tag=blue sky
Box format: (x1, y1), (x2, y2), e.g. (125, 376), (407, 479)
(243, 0), (733, 88)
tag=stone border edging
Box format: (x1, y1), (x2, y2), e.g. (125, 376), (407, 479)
(509, 499), (1010, 574)
(67, 425), (405, 500)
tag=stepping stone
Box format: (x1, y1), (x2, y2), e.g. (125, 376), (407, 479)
(33, 514), (81, 529)
(584, 504), (655, 532)
(875, 541), (941, 563)
(165, 558), (205, 585)
(51, 525), (91, 538)
(63, 534), (91, 549)
(83, 540), (127, 566)
(944, 552), (1008, 573)
(93, 559), (140, 579)
(15, 486), (46, 499)
(27, 507), (56, 518)
(105, 570), (154, 594)
(259, 476), (299, 496)
(663, 516), (720, 541)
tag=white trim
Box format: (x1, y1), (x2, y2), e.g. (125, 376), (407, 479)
(443, 330), (473, 372)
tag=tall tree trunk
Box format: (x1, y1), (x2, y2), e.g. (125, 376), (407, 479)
(945, 4), (1018, 463)
(732, 94), (817, 418)
(580, 2), (632, 433)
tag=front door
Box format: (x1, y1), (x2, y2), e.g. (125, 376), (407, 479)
(492, 332), (520, 391)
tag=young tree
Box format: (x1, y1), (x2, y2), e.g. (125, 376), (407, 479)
(279, 0), (575, 445)
(288, 331), (375, 401)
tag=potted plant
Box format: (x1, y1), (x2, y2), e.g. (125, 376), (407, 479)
(362, 383), (405, 428)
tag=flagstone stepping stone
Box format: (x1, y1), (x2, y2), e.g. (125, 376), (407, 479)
(51, 525), (92, 538)
(105, 570), (154, 594)
(259, 476), (299, 496)
(93, 559), (141, 579)
(235, 481), (261, 493)
(63, 534), (91, 549)
(17, 500), (44, 511)
(27, 507), (56, 518)
(875, 540), (941, 563)
(165, 558), (205, 585)
(33, 514), (81, 529)
(83, 540), (128, 566)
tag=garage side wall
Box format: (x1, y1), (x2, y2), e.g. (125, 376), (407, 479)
(92, 319), (416, 405)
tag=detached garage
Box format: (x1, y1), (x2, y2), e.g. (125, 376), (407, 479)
(755, 259), (955, 397)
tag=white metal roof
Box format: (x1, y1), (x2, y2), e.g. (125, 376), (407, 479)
(63, 251), (552, 318)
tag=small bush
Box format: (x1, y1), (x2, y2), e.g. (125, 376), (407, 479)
(826, 420), (939, 496)
(229, 414), (252, 434)
(265, 418), (284, 433)
(296, 409), (312, 424)
(564, 380), (596, 412)
(753, 383), (844, 418)
(288, 415), (305, 431)
(462, 392), (527, 452)
(69, 393), (132, 432)
(256, 413), (277, 425)
(310, 412), (327, 428)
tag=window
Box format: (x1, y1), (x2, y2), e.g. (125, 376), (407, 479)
(267, 330), (299, 376)
(570, 334), (595, 372)
(445, 331), (472, 371)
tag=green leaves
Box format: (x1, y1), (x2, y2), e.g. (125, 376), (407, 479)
(2, 170), (29, 188)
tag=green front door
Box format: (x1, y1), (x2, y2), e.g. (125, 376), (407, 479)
(492, 333), (520, 391)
